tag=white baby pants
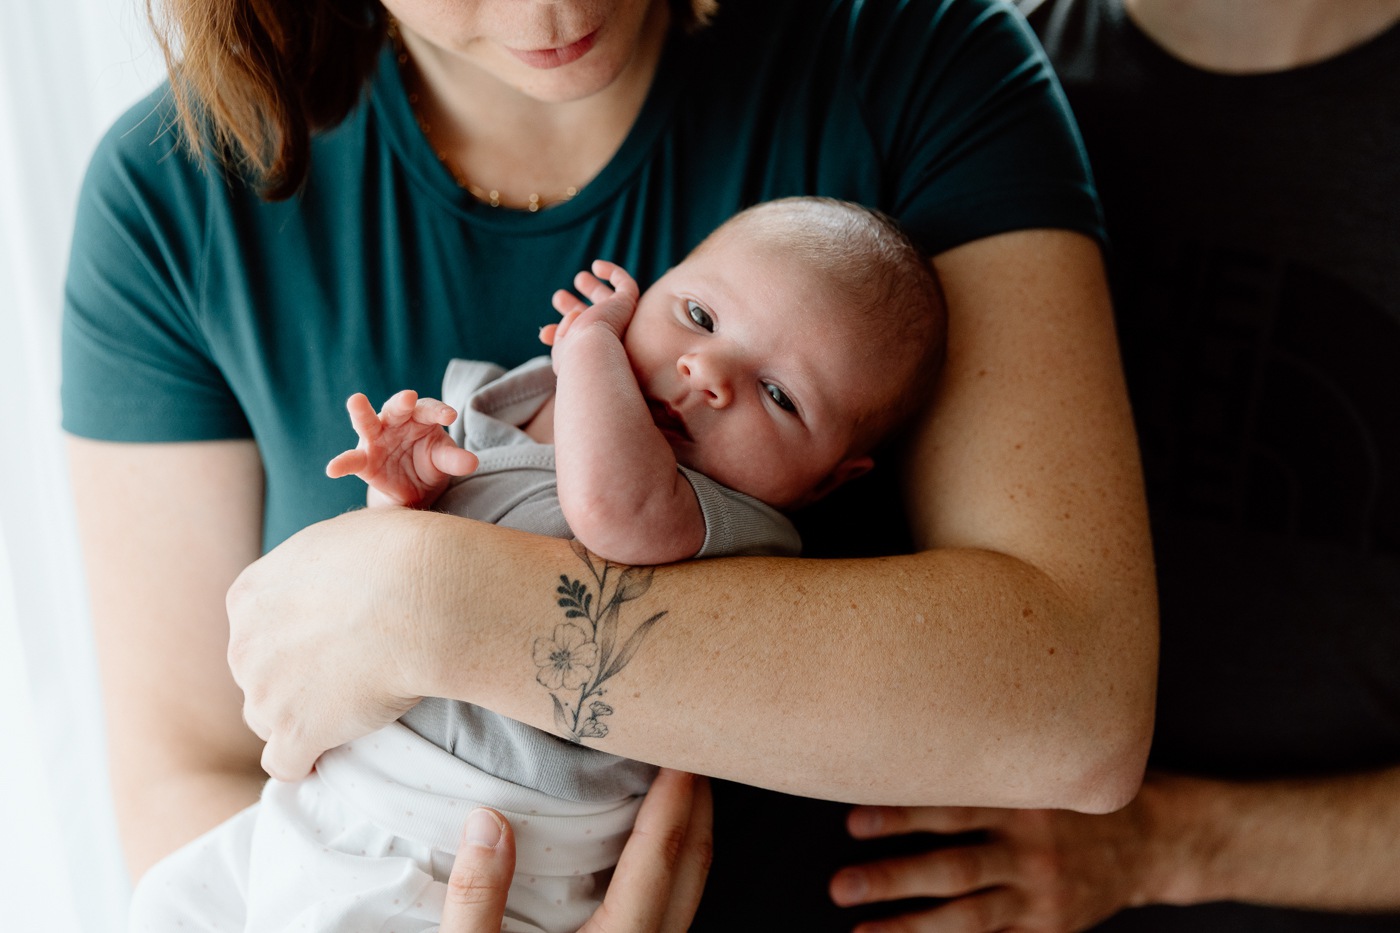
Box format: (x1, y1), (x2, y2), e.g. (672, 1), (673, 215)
(129, 721), (643, 933)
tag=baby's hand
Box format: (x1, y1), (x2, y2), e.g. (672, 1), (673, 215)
(326, 390), (479, 508)
(541, 260), (641, 361)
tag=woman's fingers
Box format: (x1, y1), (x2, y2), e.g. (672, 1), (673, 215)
(440, 808), (516, 933)
(259, 733), (318, 783)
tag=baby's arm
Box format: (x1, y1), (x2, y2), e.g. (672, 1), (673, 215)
(326, 389), (479, 508)
(546, 261), (706, 564)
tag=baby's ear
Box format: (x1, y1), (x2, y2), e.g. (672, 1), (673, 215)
(804, 455), (874, 505)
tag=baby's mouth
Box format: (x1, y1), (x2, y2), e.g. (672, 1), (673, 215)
(646, 399), (691, 442)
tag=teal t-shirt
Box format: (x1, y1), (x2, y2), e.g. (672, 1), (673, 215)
(62, 0), (1099, 552)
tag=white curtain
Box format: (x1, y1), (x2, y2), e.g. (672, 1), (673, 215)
(0, 0), (165, 928)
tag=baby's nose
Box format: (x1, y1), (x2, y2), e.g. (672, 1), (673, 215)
(677, 354), (733, 409)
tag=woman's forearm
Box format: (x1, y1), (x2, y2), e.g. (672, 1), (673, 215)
(386, 509), (1153, 812)
(1142, 768), (1400, 911)
(230, 230), (1156, 810)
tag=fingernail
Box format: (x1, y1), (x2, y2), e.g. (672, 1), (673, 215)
(465, 808), (503, 849)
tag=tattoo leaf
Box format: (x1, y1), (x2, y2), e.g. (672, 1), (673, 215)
(601, 610), (667, 683)
(551, 692), (574, 739)
(614, 565), (655, 602)
(596, 597), (621, 676)
(569, 539), (598, 581)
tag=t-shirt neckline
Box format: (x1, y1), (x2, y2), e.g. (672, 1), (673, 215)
(370, 32), (686, 233)
(1114, 0), (1400, 92)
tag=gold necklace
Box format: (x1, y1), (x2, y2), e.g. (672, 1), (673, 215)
(389, 22), (579, 212)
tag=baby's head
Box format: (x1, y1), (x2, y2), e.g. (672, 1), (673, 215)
(623, 197), (946, 509)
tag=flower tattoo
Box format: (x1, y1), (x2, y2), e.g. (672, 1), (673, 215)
(532, 623), (599, 690)
(538, 541), (667, 743)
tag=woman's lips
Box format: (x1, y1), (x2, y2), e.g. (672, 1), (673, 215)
(506, 29), (599, 69)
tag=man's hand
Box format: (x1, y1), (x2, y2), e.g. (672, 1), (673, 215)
(441, 769), (713, 933)
(829, 798), (1154, 932)
(326, 389), (478, 508)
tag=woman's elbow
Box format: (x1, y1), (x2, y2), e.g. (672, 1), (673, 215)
(1064, 723), (1152, 814)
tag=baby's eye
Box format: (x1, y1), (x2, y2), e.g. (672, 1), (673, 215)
(686, 300), (714, 332)
(764, 382), (797, 413)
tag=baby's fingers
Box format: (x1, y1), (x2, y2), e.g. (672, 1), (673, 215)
(379, 389), (420, 425)
(344, 392), (383, 440)
(573, 269), (615, 304)
(412, 397), (459, 427)
(545, 309), (583, 347)
(591, 260), (640, 301)
(326, 448), (369, 478)
(552, 288), (589, 316)
(432, 444), (479, 478)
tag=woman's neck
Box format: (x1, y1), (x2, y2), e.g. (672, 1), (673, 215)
(398, 4), (670, 209)
(1124, 0), (1400, 73)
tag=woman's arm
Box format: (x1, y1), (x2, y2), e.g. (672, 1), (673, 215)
(69, 437), (267, 878)
(229, 229), (1157, 812)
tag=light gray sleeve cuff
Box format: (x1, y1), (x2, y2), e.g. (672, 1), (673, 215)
(678, 466), (801, 558)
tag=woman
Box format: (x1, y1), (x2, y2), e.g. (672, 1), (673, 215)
(829, 0), (1400, 929)
(63, 0), (1157, 927)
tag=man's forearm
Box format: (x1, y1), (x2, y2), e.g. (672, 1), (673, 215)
(1142, 768), (1400, 911)
(410, 511), (1153, 812)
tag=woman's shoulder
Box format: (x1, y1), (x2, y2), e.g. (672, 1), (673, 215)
(74, 81), (241, 261)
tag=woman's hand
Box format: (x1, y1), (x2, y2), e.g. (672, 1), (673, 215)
(829, 796), (1155, 932)
(442, 769), (713, 933)
(227, 507), (437, 781)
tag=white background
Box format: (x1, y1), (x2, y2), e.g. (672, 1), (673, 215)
(0, 0), (166, 928)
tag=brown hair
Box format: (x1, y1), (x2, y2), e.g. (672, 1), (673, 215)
(702, 197), (948, 453)
(147, 0), (718, 201)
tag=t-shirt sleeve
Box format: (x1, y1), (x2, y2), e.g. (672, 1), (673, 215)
(61, 87), (252, 442)
(680, 467), (802, 558)
(851, 0), (1103, 254)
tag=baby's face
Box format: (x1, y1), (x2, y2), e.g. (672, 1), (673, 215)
(622, 231), (887, 509)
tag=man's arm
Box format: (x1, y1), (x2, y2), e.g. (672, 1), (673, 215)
(831, 766), (1400, 927)
(69, 437), (267, 877)
(230, 229), (1158, 813)
(550, 262), (706, 564)
(1143, 767), (1400, 911)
